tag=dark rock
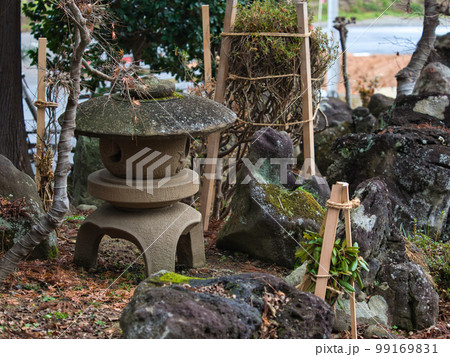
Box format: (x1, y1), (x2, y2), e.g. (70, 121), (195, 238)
(367, 93), (394, 119)
(328, 126), (450, 241)
(388, 93), (450, 128)
(121, 272), (334, 339)
(429, 32), (450, 68)
(343, 178), (439, 331)
(246, 128), (297, 189)
(413, 62), (450, 95)
(0, 155), (58, 259)
(352, 106), (378, 134)
(304, 98), (352, 174)
(69, 136), (103, 207)
(316, 97), (353, 130)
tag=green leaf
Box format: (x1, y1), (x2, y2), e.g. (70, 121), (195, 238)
(350, 259), (358, 272)
(339, 279), (356, 292)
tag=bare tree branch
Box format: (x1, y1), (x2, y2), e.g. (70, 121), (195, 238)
(0, 0), (94, 284)
(82, 58), (115, 82)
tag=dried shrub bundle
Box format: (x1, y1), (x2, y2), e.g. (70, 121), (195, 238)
(211, 0), (336, 217)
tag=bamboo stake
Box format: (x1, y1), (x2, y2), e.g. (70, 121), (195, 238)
(296, 2), (316, 177)
(341, 183), (357, 339)
(314, 183), (343, 299)
(199, 0), (237, 231)
(35, 38), (47, 186)
(202, 5), (212, 87)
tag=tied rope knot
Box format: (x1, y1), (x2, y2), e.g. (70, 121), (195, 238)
(33, 100), (58, 109)
(325, 197), (360, 210)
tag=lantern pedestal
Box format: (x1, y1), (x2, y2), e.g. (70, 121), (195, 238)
(74, 202), (205, 275)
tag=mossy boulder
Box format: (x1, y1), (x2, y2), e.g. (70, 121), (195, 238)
(120, 272), (333, 339)
(0, 155), (58, 260)
(217, 181), (324, 267)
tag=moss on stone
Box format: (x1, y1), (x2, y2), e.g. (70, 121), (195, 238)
(148, 271), (205, 285)
(262, 184), (325, 222)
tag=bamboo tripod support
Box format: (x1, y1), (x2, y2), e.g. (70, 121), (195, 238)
(199, 1), (316, 231)
(315, 182), (359, 339)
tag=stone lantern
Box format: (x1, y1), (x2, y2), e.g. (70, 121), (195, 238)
(73, 77), (236, 275)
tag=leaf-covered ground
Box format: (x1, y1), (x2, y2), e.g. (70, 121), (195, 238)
(0, 213), (448, 339)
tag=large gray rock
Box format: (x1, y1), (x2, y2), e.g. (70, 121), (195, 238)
(69, 136), (103, 207)
(217, 181), (324, 267)
(388, 93), (450, 128)
(120, 272), (334, 339)
(327, 126), (450, 242)
(341, 178), (439, 331)
(0, 155), (58, 259)
(413, 62), (450, 95)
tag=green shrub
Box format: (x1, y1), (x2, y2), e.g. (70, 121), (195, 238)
(295, 230), (369, 307)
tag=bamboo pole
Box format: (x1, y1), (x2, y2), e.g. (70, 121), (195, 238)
(314, 183), (343, 299)
(35, 38), (47, 186)
(341, 183), (357, 339)
(199, 0), (237, 231)
(202, 5), (212, 87)
(296, 2), (316, 177)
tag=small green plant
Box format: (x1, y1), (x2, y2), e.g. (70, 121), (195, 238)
(408, 221), (450, 291)
(295, 231), (369, 307)
(64, 215), (85, 222)
(42, 295), (56, 302)
(95, 320), (106, 326)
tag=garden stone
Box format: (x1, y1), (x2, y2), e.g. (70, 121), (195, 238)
(0, 155), (58, 259)
(69, 135), (103, 207)
(387, 93), (450, 128)
(76, 204), (97, 211)
(121, 272), (334, 339)
(218, 128), (324, 267)
(284, 262), (307, 287)
(364, 325), (394, 339)
(327, 126), (450, 242)
(335, 178), (439, 331)
(413, 62), (450, 95)
(367, 93), (394, 119)
(217, 180), (324, 267)
(352, 106), (377, 134)
(333, 295), (389, 332)
(246, 128), (298, 189)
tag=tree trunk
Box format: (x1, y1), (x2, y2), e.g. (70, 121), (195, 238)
(396, 0), (440, 97)
(340, 28), (352, 108)
(0, 0), (33, 176)
(0, 1), (91, 285)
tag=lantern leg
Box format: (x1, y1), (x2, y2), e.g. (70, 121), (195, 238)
(74, 203), (205, 276)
